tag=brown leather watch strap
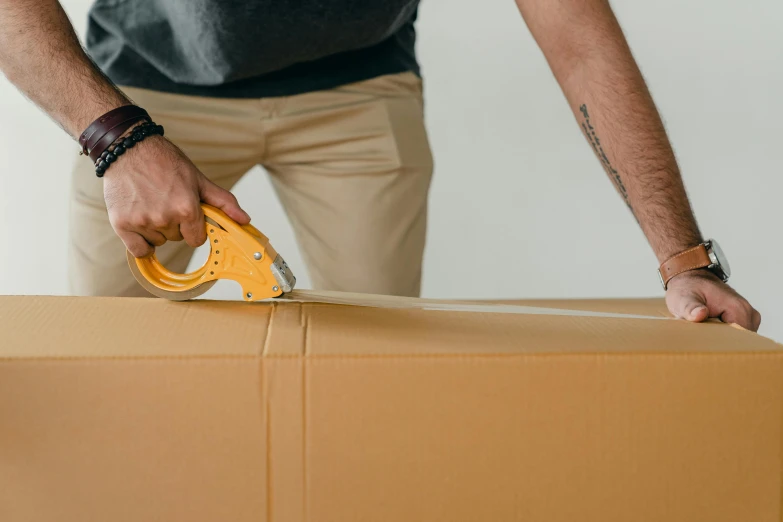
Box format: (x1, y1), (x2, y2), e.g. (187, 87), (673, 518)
(658, 244), (712, 289)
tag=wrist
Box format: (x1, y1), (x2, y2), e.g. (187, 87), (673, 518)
(102, 129), (165, 174)
(93, 121), (166, 178)
(70, 97), (132, 139)
(654, 235), (705, 264)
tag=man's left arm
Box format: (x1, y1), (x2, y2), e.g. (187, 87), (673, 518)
(513, 0), (761, 331)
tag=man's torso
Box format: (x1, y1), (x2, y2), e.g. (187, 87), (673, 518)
(86, 0), (421, 98)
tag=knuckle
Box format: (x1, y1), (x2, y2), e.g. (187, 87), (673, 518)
(149, 213), (169, 229)
(176, 203), (198, 221)
(728, 308), (742, 320)
(129, 214), (150, 229)
(110, 212), (132, 231)
(114, 218), (132, 231)
(732, 302), (749, 316)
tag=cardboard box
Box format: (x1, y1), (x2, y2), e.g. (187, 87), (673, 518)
(1, 293), (782, 522)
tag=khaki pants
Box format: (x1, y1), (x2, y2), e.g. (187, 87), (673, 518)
(68, 72), (434, 298)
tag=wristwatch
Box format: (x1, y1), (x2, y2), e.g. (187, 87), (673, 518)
(657, 239), (731, 290)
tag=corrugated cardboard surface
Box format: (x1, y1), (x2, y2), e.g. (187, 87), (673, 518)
(1, 294), (781, 522)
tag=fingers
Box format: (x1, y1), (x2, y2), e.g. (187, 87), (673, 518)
(719, 301), (759, 332)
(178, 203), (207, 248)
(142, 200), (205, 249)
(200, 179), (251, 225)
(752, 309), (762, 331)
(666, 289), (709, 323)
(120, 231), (154, 258)
(699, 281), (760, 332)
(160, 225), (185, 243)
(111, 200), (205, 255)
(140, 230), (167, 247)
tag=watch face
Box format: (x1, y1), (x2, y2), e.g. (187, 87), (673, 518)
(708, 239), (731, 279)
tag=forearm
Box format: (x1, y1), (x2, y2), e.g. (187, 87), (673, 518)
(0, 0), (130, 139)
(560, 40), (702, 262)
(517, 0), (702, 262)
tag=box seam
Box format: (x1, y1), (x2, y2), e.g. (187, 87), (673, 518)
(779, 358), (783, 522)
(299, 303), (310, 357)
(3, 352), (783, 362)
(263, 358), (273, 522)
(261, 302), (277, 356)
(302, 348), (308, 522)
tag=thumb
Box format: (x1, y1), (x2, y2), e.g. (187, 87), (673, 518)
(199, 179), (251, 225)
(668, 290), (710, 323)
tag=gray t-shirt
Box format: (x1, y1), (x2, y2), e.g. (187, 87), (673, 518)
(85, 0), (421, 98)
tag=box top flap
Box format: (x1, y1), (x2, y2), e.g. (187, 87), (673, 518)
(0, 296), (270, 358)
(0, 293), (778, 359)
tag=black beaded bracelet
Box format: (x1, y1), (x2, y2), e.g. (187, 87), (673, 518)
(95, 121), (165, 178)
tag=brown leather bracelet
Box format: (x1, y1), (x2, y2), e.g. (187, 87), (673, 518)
(79, 105), (149, 155)
(88, 117), (146, 163)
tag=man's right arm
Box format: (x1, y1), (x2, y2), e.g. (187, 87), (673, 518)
(0, 0), (130, 138)
(0, 0), (250, 257)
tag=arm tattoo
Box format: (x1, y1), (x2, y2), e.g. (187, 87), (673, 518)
(579, 104), (635, 217)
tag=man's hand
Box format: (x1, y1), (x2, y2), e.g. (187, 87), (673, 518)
(665, 270), (761, 331)
(104, 135), (250, 258)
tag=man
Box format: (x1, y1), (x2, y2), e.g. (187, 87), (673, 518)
(0, 0), (761, 330)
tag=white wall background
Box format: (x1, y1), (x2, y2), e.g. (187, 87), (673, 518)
(1, 0), (781, 339)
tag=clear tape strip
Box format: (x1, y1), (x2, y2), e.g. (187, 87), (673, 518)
(279, 290), (668, 320)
